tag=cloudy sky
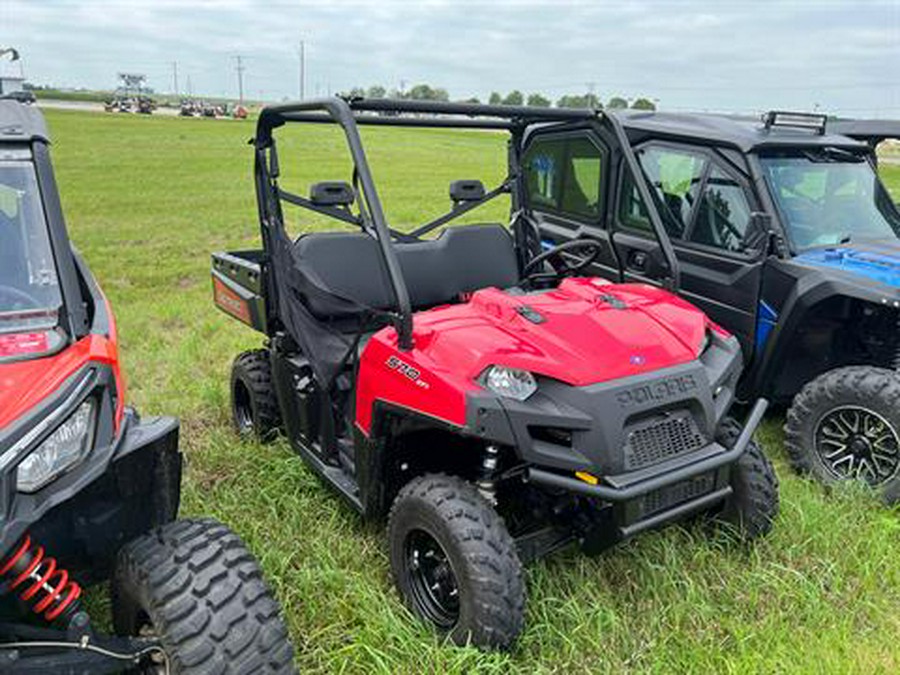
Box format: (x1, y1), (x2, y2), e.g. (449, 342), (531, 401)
(1, 0), (898, 116)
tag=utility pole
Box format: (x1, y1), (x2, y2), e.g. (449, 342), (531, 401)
(298, 41), (305, 100)
(234, 55), (245, 105)
(172, 61), (179, 96)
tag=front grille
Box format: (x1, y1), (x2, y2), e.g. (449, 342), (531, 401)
(637, 473), (716, 519)
(624, 411), (706, 470)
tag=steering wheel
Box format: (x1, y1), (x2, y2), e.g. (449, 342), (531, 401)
(0, 285), (41, 310)
(522, 239), (603, 282)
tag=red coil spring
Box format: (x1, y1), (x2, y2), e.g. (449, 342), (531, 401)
(0, 535), (82, 622)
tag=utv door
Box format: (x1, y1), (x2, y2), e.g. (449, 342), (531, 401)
(610, 142), (768, 361)
(520, 128), (620, 281)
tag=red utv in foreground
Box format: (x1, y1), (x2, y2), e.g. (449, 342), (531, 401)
(213, 97), (779, 650)
(0, 101), (294, 672)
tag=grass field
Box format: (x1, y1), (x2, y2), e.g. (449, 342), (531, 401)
(43, 109), (900, 674)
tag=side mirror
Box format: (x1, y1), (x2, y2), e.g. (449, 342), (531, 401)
(450, 179), (485, 205)
(310, 181), (355, 207)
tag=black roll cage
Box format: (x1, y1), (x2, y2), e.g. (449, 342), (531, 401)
(253, 97), (679, 350)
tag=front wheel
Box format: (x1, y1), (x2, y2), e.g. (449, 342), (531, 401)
(111, 518), (295, 674)
(714, 418), (779, 540)
(387, 474), (525, 650)
(785, 366), (900, 504)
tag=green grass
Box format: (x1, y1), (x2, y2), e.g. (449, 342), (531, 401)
(44, 109), (900, 674)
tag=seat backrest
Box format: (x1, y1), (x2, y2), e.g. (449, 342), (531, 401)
(291, 224), (519, 320)
(395, 224), (519, 309)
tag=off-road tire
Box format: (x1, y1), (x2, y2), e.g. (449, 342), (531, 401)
(714, 418), (779, 540)
(111, 518), (295, 674)
(785, 366), (900, 504)
(231, 349), (281, 442)
(388, 474), (525, 650)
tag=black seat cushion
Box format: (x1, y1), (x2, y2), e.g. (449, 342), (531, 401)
(291, 224), (519, 320)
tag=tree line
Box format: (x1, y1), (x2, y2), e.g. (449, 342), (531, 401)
(342, 84), (656, 110)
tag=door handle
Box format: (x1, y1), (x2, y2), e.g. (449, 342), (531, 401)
(628, 250), (648, 271)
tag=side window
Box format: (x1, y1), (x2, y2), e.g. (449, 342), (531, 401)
(637, 146), (707, 238)
(619, 143), (757, 254)
(524, 135), (603, 222)
(690, 167), (752, 252)
(617, 170), (653, 233)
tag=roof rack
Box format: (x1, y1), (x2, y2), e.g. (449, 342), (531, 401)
(762, 110), (827, 135)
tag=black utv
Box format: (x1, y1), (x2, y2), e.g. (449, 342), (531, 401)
(524, 109), (900, 502)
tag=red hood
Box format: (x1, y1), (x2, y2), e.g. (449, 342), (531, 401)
(410, 277), (711, 387)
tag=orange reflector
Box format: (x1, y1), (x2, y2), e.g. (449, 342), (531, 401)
(575, 471), (599, 485)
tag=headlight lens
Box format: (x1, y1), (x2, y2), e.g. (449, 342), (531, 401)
(482, 366), (538, 401)
(17, 400), (95, 493)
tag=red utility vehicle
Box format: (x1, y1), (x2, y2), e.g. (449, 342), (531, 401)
(213, 97), (779, 649)
(0, 100), (294, 673)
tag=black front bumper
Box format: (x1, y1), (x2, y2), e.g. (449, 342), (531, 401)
(0, 366), (181, 582)
(528, 398), (768, 538)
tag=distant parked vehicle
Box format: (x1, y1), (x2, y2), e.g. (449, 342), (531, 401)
(0, 90), (35, 105)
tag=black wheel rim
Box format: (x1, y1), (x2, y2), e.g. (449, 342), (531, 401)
(814, 405), (900, 487)
(404, 529), (460, 629)
(232, 380), (254, 434)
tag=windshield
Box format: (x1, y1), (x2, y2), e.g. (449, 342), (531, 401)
(0, 158), (62, 333)
(761, 150), (900, 250)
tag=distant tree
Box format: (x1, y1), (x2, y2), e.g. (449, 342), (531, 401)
(502, 90), (524, 106)
(463, 96), (481, 104)
(631, 97), (657, 110)
(404, 83), (449, 101)
(488, 91), (503, 105)
(407, 83), (433, 100)
(366, 85), (386, 99)
(344, 86), (365, 99)
(608, 96), (628, 109)
(527, 93), (551, 107)
(556, 93), (602, 109)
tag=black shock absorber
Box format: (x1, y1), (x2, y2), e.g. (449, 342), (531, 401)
(0, 535), (83, 624)
(476, 444), (501, 504)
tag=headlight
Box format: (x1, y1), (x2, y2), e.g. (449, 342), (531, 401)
(482, 366), (538, 401)
(16, 399), (95, 493)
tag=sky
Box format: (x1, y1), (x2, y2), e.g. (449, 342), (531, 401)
(1, 0), (898, 116)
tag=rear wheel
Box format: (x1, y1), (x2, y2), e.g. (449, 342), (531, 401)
(785, 366), (900, 504)
(111, 518), (295, 674)
(714, 418), (779, 540)
(231, 349), (281, 442)
(387, 474), (525, 650)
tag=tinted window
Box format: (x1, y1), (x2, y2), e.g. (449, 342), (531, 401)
(524, 135), (603, 221)
(690, 167), (753, 252)
(637, 146), (707, 238)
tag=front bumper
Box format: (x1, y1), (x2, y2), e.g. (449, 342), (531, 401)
(528, 398), (768, 537)
(0, 364), (181, 581)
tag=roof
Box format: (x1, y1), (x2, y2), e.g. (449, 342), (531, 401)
(827, 119), (900, 143)
(0, 99), (49, 143)
(610, 109), (868, 153)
